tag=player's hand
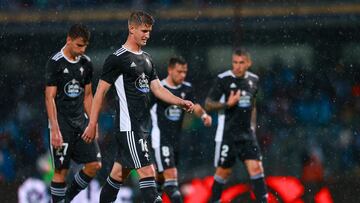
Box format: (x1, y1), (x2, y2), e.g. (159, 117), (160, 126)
(201, 113), (212, 127)
(226, 90), (241, 108)
(180, 100), (194, 113)
(81, 123), (96, 143)
(50, 128), (63, 149)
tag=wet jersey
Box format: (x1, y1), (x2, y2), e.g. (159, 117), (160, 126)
(150, 79), (194, 148)
(45, 48), (93, 129)
(100, 46), (158, 133)
(207, 70), (259, 141)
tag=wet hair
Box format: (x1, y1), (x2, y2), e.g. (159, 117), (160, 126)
(67, 24), (90, 42)
(233, 48), (251, 60)
(168, 56), (187, 68)
(128, 11), (154, 26)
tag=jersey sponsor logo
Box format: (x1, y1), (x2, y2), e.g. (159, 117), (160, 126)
(135, 73), (150, 93)
(230, 83), (237, 88)
(165, 105), (183, 121)
(64, 79), (83, 98)
(63, 68), (69, 74)
(238, 91), (251, 108)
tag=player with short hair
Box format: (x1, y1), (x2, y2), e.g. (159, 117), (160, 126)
(44, 23), (102, 203)
(81, 11), (194, 203)
(205, 48), (268, 203)
(150, 56), (212, 203)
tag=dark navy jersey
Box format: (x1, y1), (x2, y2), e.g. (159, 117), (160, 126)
(100, 46), (158, 133)
(45, 48), (93, 128)
(207, 70), (259, 141)
(150, 79), (195, 147)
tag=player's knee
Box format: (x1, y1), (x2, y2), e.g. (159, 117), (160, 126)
(53, 169), (67, 182)
(137, 165), (156, 178)
(85, 161), (102, 174)
(248, 163), (264, 176)
(163, 168), (177, 180)
(216, 167), (232, 179)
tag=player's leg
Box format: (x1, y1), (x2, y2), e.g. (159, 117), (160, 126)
(65, 161), (102, 202)
(242, 140), (268, 203)
(155, 169), (165, 193)
(154, 141), (181, 202)
(51, 169), (69, 203)
(65, 133), (102, 202)
(210, 141), (235, 203)
(163, 167), (182, 203)
(210, 167), (232, 203)
(123, 130), (161, 203)
(137, 165), (162, 203)
(49, 127), (73, 203)
(244, 160), (267, 203)
(100, 161), (131, 203)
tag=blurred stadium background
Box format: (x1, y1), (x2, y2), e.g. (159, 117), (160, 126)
(1, 0), (360, 202)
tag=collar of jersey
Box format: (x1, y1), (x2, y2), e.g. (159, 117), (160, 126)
(61, 46), (81, 64)
(230, 70), (249, 79)
(122, 45), (143, 55)
(161, 79), (182, 89)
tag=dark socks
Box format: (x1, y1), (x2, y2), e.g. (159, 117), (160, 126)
(250, 174), (268, 203)
(51, 181), (66, 203)
(65, 170), (92, 202)
(210, 175), (227, 203)
(99, 176), (122, 203)
(139, 177), (162, 203)
(163, 179), (182, 203)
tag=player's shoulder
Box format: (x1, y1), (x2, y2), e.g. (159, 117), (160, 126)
(142, 50), (152, 58)
(245, 71), (259, 81)
(112, 46), (129, 57)
(49, 51), (64, 62)
(80, 54), (91, 62)
(182, 81), (192, 87)
(217, 70), (235, 79)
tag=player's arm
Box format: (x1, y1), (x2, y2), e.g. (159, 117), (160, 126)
(251, 99), (257, 133)
(150, 79), (194, 112)
(45, 86), (63, 149)
(83, 83), (93, 117)
(205, 76), (241, 112)
(193, 104), (212, 126)
(205, 90), (240, 112)
(82, 80), (111, 143)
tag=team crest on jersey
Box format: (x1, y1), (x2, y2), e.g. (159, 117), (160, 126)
(135, 73), (150, 93)
(238, 90), (251, 108)
(64, 79), (83, 98)
(181, 92), (186, 99)
(79, 67), (84, 75)
(165, 105), (183, 121)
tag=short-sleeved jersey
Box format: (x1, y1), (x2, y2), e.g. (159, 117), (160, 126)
(100, 46), (158, 133)
(207, 70), (259, 141)
(45, 48), (93, 128)
(150, 79), (195, 148)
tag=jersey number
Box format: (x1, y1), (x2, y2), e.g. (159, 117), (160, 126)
(162, 146), (170, 157)
(139, 139), (148, 152)
(56, 143), (69, 156)
(221, 145), (229, 157)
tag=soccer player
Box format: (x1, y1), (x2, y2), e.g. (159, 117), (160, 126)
(44, 24), (102, 203)
(205, 48), (268, 203)
(150, 57), (212, 203)
(81, 11), (194, 203)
